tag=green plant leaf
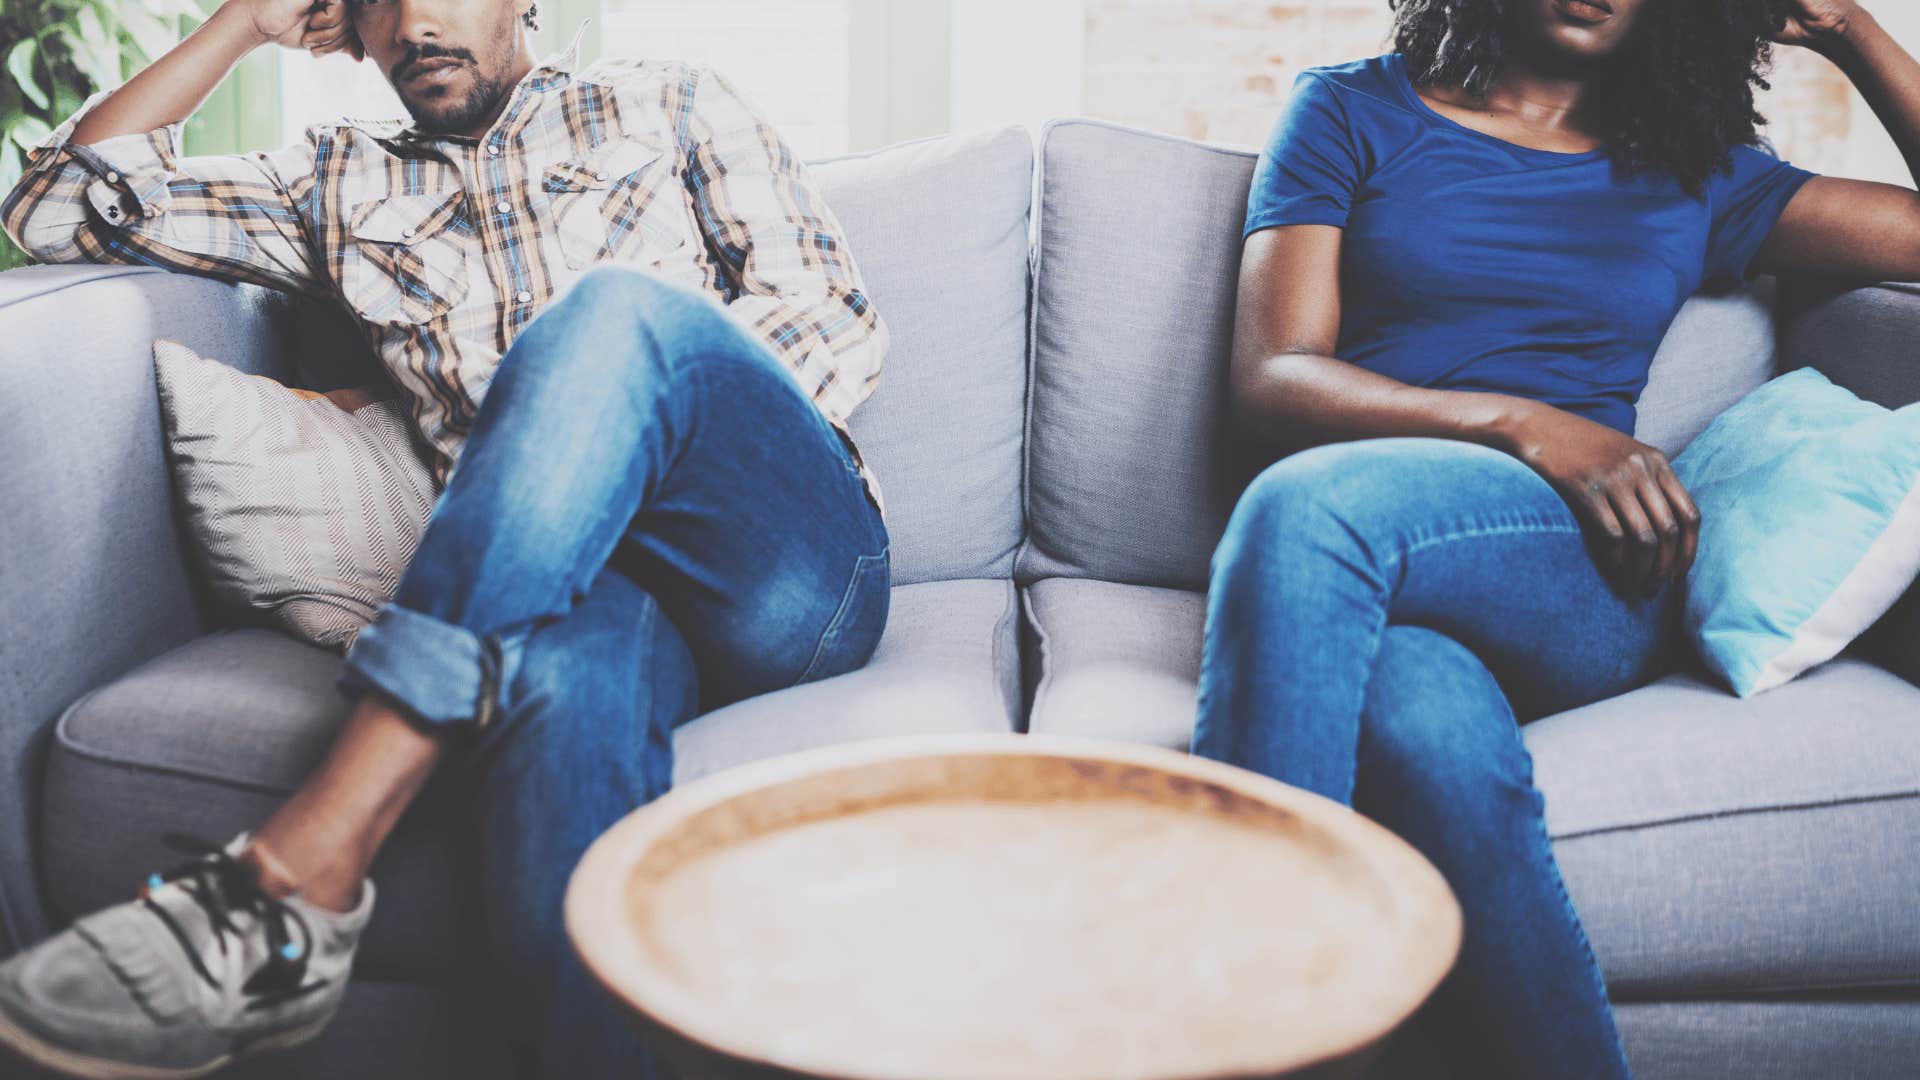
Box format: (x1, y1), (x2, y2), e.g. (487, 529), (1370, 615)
(53, 83), (84, 118)
(76, 6), (110, 49)
(9, 113), (51, 148)
(7, 38), (47, 111)
(0, 139), (21, 192)
(71, 7), (119, 86)
(117, 4), (177, 64)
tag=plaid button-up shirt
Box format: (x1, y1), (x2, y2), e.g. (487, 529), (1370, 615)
(1, 24), (888, 513)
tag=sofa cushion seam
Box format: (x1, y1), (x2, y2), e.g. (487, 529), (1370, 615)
(1551, 788), (1920, 842)
(1022, 586), (1055, 734)
(991, 578), (1022, 729)
(1612, 975), (1920, 1004)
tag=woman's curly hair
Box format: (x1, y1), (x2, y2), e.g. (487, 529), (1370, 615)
(1389, 0), (1789, 195)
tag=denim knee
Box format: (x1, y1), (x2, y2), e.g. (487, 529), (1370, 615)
(1358, 626), (1536, 800)
(1214, 448), (1376, 587)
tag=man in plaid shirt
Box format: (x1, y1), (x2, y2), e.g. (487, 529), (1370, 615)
(0, 0), (890, 1076)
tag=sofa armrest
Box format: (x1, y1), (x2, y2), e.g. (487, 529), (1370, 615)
(1777, 278), (1920, 409)
(0, 265), (312, 954)
(1777, 278), (1920, 689)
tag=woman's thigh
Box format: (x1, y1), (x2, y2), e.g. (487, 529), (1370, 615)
(1235, 437), (1681, 718)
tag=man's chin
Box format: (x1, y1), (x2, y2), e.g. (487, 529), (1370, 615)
(396, 83), (503, 137)
(400, 101), (478, 136)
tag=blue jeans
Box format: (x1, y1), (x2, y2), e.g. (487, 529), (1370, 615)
(1193, 437), (1682, 1080)
(338, 267), (891, 1079)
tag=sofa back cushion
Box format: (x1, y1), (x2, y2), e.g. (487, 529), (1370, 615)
(1021, 119), (1783, 590)
(1019, 121), (1251, 590)
(1635, 283), (1780, 459)
(813, 127), (1034, 585)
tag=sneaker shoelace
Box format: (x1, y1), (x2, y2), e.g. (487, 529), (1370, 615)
(135, 834), (330, 1011)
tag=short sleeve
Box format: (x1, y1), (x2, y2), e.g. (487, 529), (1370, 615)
(1244, 72), (1363, 238)
(1703, 143), (1817, 287)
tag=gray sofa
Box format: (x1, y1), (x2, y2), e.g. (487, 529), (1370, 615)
(2, 119), (1917, 1079)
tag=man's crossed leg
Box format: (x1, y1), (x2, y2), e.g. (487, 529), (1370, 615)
(0, 267), (892, 1080)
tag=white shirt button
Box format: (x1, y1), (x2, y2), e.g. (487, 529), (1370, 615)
(105, 171), (120, 183)
(401, 226), (417, 238)
(516, 290), (533, 303)
(593, 171), (608, 182)
(486, 144), (501, 156)
(495, 200), (510, 214)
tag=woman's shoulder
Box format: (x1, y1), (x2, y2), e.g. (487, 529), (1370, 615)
(1293, 54), (1410, 114)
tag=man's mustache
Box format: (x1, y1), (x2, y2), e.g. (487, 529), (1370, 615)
(398, 45), (475, 81)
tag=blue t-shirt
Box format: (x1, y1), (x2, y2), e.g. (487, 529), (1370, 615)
(1244, 53), (1817, 435)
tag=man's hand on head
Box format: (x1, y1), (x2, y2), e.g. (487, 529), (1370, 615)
(233, 0), (364, 61)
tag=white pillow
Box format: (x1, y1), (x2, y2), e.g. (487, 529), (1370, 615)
(152, 339), (437, 651)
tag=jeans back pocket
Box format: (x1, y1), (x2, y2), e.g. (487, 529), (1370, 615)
(797, 549), (891, 685)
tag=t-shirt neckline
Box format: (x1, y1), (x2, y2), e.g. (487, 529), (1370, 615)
(1386, 52), (1608, 162)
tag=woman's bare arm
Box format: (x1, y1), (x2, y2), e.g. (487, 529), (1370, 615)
(1232, 224), (1701, 596)
(1756, 1), (1920, 281)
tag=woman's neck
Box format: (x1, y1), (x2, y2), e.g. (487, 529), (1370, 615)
(1419, 49), (1606, 146)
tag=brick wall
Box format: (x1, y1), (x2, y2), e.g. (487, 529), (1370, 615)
(1081, 0), (1857, 175)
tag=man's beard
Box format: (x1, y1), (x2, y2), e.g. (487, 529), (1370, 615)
(403, 67), (514, 135)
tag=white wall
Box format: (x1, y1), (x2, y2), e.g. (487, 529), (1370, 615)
(847, 0), (951, 152)
(1839, 6), (1920, 184)
(950, 0), (1084, 138)
(610, 0), (852, 158)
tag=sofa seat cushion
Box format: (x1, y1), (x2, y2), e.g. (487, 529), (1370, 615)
(41, 578), (1022, 982)
(1020, 576), (1920, 998)
(1023, 577), (1207, 749)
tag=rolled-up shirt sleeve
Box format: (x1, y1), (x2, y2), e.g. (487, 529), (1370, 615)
(1, 89), (324, 294)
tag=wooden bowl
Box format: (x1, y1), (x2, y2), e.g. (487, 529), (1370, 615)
(567, 734), (1461, 1080)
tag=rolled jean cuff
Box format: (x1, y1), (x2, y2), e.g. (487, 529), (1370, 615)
(337, 604), (517, 733)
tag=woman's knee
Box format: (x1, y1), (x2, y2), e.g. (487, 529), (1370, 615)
(1217, 438), (1549, 574)
(1359, 626), (1533, 789)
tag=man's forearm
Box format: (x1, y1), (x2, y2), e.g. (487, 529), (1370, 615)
(70, 3), (267, 147)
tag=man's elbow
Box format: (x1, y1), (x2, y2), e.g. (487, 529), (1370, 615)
(1, 194), (89, 266)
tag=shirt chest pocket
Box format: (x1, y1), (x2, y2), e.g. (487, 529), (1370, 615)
(541, 137), (688, 270)
(343, 192), (475, 326)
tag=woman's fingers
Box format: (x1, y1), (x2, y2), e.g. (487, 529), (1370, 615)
(1656, 464), (1702, 586)
(1634, 476), (1680, 593)
(1606, 482), (1660, 595)
(1574, 485), (1629, 585)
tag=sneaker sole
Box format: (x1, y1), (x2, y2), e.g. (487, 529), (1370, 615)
(0, 1003), (330, 1080)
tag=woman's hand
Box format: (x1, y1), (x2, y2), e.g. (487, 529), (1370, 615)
(1770, 0), (1859, 49)
(1502, 403), (1700, 597)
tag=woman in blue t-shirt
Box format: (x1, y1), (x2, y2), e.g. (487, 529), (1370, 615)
(1197, 0), (1920, 1075)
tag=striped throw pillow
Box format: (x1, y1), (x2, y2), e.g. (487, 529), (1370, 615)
(153, 339), (438, 652)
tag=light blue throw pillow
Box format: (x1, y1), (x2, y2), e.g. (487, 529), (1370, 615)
(1672, 367), (1920, 697)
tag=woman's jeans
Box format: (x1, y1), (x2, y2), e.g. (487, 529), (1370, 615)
(338, 266), (891, 1079)
(1194, 437), (1682, 1080)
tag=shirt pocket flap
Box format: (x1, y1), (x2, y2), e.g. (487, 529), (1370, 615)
(350, 191), (467, 245)
(542, 138), (666, 194)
